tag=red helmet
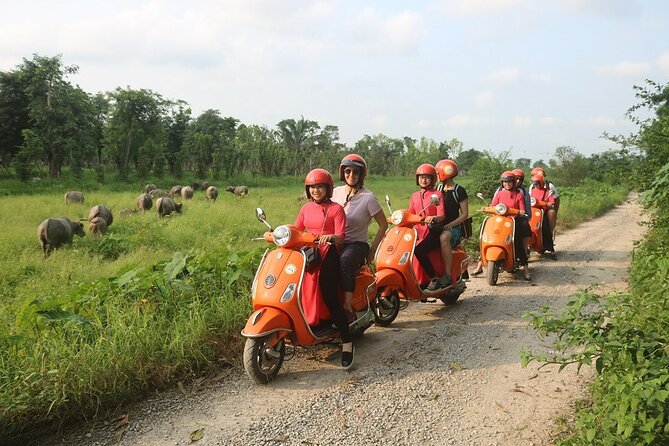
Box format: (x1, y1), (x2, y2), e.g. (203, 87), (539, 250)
(512, 168), (525, 180)
(415, 163), (437, 186)
(500, 171), (516, 183)
(304, 168), (334, 199)
(531, 167), (546, 177)
(531, 173), (545, 187)
(435, 159), (459, 182)
(339, 154), (367, 187)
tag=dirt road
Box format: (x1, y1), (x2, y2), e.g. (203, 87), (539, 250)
(43, 196), (643, 446)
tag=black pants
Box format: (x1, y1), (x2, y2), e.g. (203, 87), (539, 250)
(515, 217), (529, 266)
(339, 242), (370, 293)
(541, 213), (554, 252)
(415, 232), (440, 278)
(320, 247), (351, 343)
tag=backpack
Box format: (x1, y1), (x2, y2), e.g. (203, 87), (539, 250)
(437, 183), (473, 238)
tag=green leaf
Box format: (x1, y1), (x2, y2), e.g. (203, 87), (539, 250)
(36, 309), (90, 325)
(115, 269), (138, 287)
(164, 252), (187, 280)
(586, 428), (596, 442)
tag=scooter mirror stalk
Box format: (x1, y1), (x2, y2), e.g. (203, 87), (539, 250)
(385, 195), (393, 214)
(476, 192), (486, 202)
(255, 208), (272, 230)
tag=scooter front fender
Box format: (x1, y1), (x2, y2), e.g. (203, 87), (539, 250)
(241, 307), (292, 338)
(374, 268), (404, 291)
(483, 246), (506, 263)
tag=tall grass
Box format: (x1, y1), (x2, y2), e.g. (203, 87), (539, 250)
(0, 174), (627, 442)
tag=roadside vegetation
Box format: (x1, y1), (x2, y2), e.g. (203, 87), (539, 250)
(522, 80), (669, 445)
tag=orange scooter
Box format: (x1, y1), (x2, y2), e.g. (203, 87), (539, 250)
(477, 193), (522, 286)
(529, 196), (554, 254)
(372, 195), (469, 327)
(241, 209), (394, 383)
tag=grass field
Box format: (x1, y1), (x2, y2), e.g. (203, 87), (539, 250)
(0, 173), (627, 442)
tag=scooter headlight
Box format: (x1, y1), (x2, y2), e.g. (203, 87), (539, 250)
(530, 197), (537, 206)
(495, 204), (508, 215)
(280, 283), (296, 302)
(391, 210), (404, 225)
(273, 225), (291, 246)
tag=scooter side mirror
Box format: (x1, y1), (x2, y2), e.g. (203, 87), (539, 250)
(430, 194), (440, 206)
(255, 208), (272, 230)
(476, 192), (486, 202)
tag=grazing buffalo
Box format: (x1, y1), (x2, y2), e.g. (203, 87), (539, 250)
(37, 217), (86, 258)
(137, 193), (153, 212)
(191, 181), (201, 191)
(88, 205), (113, 227)
(169, 185), (182, 198)
(201, 181), (210, 191)
(88, 216), (108, 236)
(226, 185), (249, 197)
(119, 208), (137, 217)
(156, 197), (183, 218)
(149, 188), (168, 199)
(181, 186), (194, 200)
(145, 184), (157, 194)
(206, 186), (218, 202)
(64, 191), (85, 205)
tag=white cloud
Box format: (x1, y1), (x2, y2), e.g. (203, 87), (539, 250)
(435, 0), (527, 17)
(657, 52), (669, 76)
(473, 91), (494, 109)
(370, 114), (388, 129)
(513, 116), (532, 128)
(539, 117), (563, 126)
(529, 73), (552, 84)
(561, 0), (642, 18)
(444, 114), (492, 128)
(587, 116), (616, 127)
(416, 119), (432, 129)
(597, 61), (651, 78)
(349, 8), (424, 56)
(484, 67), (520, 85)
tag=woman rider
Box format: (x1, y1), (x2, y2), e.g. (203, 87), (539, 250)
(331, 154), (388, 312)
(295, 168), (354, 369)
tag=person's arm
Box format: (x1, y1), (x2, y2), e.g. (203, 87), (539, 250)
(294, 205), (306, 230)
(368, 210), (388, 263)
(330, 205), (346, 245)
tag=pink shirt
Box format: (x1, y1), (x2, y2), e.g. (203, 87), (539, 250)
(294, 200), (346, 239)
(530, 186), (555, 205)
(331, 186), (382, 243)
(491, 189), (525, 213)
(408, 188), (445, 218)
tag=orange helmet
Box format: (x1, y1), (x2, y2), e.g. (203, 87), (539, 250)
(304, 168), (334, 199)
(435, 159), (459, 182)
(338, 154), (367, 186)
(531, 167), (546, 177)
(415, 163), (437, 186)
(500, 171), (516, 183)
(531, 173), (545, 187)
(512, 168), (525, 180)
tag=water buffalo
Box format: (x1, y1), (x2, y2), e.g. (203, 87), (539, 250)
(88, 205), (113, 227)
(37, 217), (86, 258)
(149, 188), (168, 199)
(226, 185), (249, 197)
(181, 186), (194, 200)
(119, 208), (137, 217)
(88, 216), (108, 236)
(206, 186), (218, 202)
(156, 197), (183, 218)
(201, 181), (210, 191)
(64, 191), (85, 205)
(137, 193), (153, 212)
(145, 184), (157, 194)
(169, 185), (182, 198)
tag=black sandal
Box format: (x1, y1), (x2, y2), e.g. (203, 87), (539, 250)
(471, 268), (483, 276)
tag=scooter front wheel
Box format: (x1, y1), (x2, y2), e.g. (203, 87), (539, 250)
(243, 335), (286, 384)
(486, 260), (501, 286)
(373, 291), (400, 327)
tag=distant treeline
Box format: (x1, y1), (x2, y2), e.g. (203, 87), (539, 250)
(0, 54), (641, 188)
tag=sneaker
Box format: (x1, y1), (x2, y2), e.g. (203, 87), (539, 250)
(426, 277), (441, 292)
(471, 268), (483, 276)
(341, 345), (355, 370)
(549, 252), (558, 261)
(439, 272), (452, 287)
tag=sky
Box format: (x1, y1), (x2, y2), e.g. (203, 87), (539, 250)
(2, 0), (668, 162)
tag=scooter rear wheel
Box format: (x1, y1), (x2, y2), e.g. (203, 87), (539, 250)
(486, 261), (501, 286)
(373, 291), (400, 327)
(243, 335), (286, 384)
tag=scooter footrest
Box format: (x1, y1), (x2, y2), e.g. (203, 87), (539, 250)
(310, 324), (338, 338)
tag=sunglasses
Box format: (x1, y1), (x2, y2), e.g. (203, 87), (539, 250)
(344, 169), (360, 176)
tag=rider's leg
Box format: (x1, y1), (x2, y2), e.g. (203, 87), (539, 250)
(439, 230), (453, 285)
(339, 242), (369, 312)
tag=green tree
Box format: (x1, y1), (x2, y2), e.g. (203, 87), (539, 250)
(0, 68), (30, 172)
(105, 87), (166, 179)
(455, 148), (485, 174)
(277, 116), (320, 174)
(549, 145), (590, 186)
(163, 101), (191, 177)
